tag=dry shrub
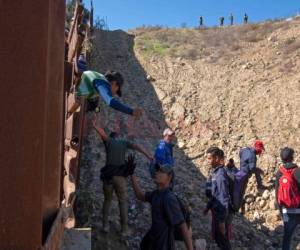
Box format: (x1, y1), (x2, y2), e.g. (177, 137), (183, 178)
(134, 19), (295, 60)
(230, 44), (241, 51)
(244, 33), (263, 43)
(279, 61), (296, 74)
(181, 48), (199, 60)
(281, 38), (300, 55)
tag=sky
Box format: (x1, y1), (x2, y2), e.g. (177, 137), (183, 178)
(82, 0), (300, 30)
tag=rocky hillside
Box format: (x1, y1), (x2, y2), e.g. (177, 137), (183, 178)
(77, 18), (300, 250)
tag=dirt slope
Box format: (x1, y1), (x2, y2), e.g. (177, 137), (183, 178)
(77, 18), (300, 250)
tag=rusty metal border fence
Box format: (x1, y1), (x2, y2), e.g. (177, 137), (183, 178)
(43, 2), (93, 249)
(0, 1), (93, 249)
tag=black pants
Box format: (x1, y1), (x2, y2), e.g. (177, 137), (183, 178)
(252, 168), (263, 188)
(282, 214), (300, 250)
(212, 211), (232, 250)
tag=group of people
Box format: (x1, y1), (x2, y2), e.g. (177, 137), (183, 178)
(75, 57), (300, 250)
(199, 13), (248, 27)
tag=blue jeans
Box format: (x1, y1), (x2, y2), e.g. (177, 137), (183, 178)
(282, 214), (299, 250)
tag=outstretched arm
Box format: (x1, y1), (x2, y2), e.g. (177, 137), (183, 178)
(179, 223), (193, 250)
(94, 81), (143, 117)
(94, 81), (133, 115)
(130, 175), (146, 201)
(131, 144), (153, 161)
(93, 126), (108, 142)
(92, 118), (108, 141)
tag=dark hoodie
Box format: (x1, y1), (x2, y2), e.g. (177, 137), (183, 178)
(275, 163), (300, 209)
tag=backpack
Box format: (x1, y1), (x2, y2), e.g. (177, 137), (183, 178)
(277, 166), (300, 208)
(162, 194), (191, 241)
(239, 147), (256, 173)
(226, 169), (249, 212)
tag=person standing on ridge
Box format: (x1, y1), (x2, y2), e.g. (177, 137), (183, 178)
(229, 14), (234, 26)
(244, 13), (248, 24)
(220, 17), (225, 26)
(199, 16), (204, 27)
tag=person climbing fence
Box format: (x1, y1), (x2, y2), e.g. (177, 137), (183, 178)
(76, 67), (143, 116)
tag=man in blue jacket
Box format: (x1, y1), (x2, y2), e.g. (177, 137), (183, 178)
(203, 147), (232, 250)
(150, 128), (175, 182)
(239, 140), (266, 189)
(154, 128), (175, 166)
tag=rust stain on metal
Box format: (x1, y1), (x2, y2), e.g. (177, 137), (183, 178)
(1, 0), (91, 248)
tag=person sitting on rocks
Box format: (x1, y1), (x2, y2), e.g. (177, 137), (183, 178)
(130, 163), (193, 250)
(275, 147), (300, 250)
(203, 147), (232, 250)
(92, 118), (153, 236)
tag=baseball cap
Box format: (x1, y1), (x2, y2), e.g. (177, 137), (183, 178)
(155, 163), (174, 174)
(254, 140), (265, 154)
(254, 140), (265, 150)
(163, 128), (175, 137)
